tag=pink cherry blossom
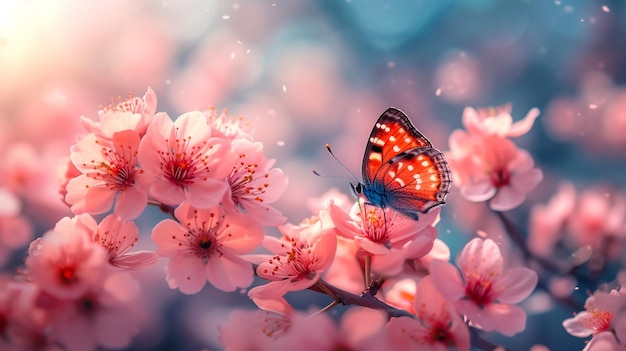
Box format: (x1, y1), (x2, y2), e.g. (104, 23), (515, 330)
(0, 142), (45, 199)
(137, 111), (234, 209)
(528, 182), (576, 257)
(0, 281), (57, 350)
(92, 214), (158, 269)
(25, 215), (108, 299)
(568, 187), (626, 250)
(462, 103), (540, 138)
(329, 200), (438, 276)
(564, 272), (626, 350)
(322, 235), (364, 294)
(48, 272), (144, 351)
(386, 276), (470, 351)
(204, 106), (254, 140)
(430, 237), (538, 336)
(218, 309), (290, 350)
(219, 308), (388, 351)
(448, 134), (543, 211)
(80, 87), (157, 138)
(222, 138), (288, 226)
(151, 202), (264, 294)
(247, 218), (337, 315)
(272, 308), (388, 351)
(65, 130), (148, 220)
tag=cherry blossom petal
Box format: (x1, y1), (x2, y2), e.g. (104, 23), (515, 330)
(460, 179), (496, 202)
(114, 185), (148, 221)
(482, 302), (527, 336)
(248, 280), (294, 315)
(483, 114), (514, 137)
(112, 251), (160, 270)
(562, 311), (595, 338)
(495, 267), (538, 304)
(205, 255), (254, 292)
(151, 219), (186, 256)
(65, 176), (116, 215)
(429, 260), (466, 301)
(490, 186), (525, 211)
(458, 238), (503, 276)
(507, 107), (540, 137)
(511, 168), (543, 192)
(166, 253), (206, 295)
(185, 179), (228, 209)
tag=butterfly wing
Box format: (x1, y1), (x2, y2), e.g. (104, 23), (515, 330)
(362, 107), (451, 216)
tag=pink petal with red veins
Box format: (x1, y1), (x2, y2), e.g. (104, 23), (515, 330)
(494, 267), (538, 304)
(205, 255), (254, 292)
(461, 179), (496, 202)
(166, 253), (207, 295)
(429, 260), (466, 301)
(151, 219), (186, 256)
(507, 107), (540, 137)
(490, 186), (525, 211)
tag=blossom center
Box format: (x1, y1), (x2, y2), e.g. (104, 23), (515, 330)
(91, 145), (140, 191)
(465, 273), (493, 306)
(583, 307), (612, 335)
(59, 266), (77, 285)
(362, 207), (389, 245)
(427, 322), (452, 344)
(490, 168), (510, 188)
(265, 237), (318, 281)
(229, 156), (269, 204)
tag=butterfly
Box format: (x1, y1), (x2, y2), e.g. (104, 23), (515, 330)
(352, 107), (452, 221)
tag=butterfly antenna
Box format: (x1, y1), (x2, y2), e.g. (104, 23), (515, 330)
(322, 144), (361, 183)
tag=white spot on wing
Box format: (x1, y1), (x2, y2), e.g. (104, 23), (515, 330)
(393, 145), (400, 152)
(394, 177), (406, 187)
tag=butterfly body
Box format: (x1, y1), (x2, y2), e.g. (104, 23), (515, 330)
(356, 107), (451, 220)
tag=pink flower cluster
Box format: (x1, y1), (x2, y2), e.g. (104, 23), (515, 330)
(0, 88), (290, 350)
(446, 104), (543, 211)
(563, 272), (626, 350)
(220, 185), (538, 350)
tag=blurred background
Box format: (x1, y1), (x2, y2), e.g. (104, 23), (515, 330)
(1, 0), (625, 350)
